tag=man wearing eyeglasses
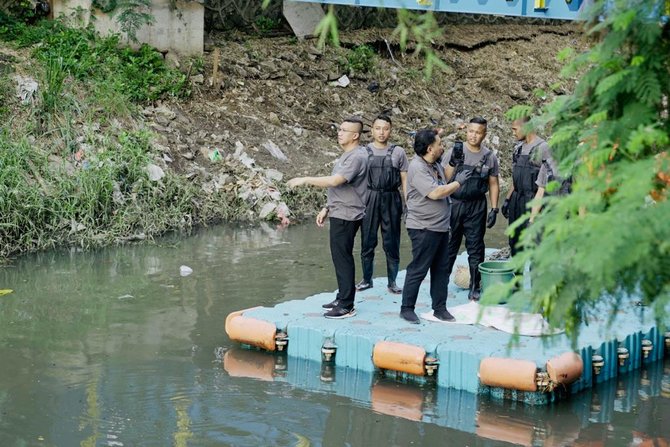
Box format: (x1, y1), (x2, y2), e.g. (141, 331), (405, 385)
(287, 117), (368, 319)
(400, 129), (472, 324)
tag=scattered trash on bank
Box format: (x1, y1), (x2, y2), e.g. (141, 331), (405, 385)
(146, 163), (165, 181)
(14, 75), (38, 104)
(262, 140), (288, 162)
(330, 74), (350, 88)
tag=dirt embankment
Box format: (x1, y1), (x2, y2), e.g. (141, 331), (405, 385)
(147, 22), (586, 214)
(1, 22), (588, 237)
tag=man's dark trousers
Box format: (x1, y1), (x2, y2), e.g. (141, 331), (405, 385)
(360, 190), (402, 283)
(401, 228), (450, 312)
(330, 217), (362, 310)
(444, 198), (487, 290)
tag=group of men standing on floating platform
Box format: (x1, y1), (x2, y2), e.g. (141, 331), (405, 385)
(288, 113), (563, 323)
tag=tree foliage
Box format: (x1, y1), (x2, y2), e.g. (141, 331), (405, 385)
(494, 0), (670, 336)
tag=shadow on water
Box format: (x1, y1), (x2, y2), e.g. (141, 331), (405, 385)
(0, 222), (666, 446)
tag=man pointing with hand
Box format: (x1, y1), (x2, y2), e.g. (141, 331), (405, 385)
(288, 117), (368, 320)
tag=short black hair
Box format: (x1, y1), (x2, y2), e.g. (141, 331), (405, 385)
(414, 129), (438, 156)
(374, 114), (392, 126)
(343, 116), (364, 133)
(470, 117), (487, 127)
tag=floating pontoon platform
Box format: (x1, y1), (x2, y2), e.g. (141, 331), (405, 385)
(223, 347), (668, 444)
(225, 252), (667, 405)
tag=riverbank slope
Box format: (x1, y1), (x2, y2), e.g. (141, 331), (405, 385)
(0, 19), (587, 259)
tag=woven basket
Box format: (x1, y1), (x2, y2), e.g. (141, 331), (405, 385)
(453, 265), (470, 289)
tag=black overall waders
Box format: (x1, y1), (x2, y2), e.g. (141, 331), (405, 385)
(359, 145), (403, 291)
(444, 146), (492, 300)
(508, 142), (541, 255)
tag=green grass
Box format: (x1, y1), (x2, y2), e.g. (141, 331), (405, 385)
(0, 72), (11, 119)
(1, 16), (189, 104)
(254, 16), (281, 36)
(0, 16), (326, 260)
(0, 17), (208, 259)
(0, 129), (211, 258)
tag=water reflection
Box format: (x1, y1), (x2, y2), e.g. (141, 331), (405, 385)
(0, 223), (667, 446)
(222, 347), (670, 446)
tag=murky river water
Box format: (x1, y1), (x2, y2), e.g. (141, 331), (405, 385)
(0, 222), (668, 446)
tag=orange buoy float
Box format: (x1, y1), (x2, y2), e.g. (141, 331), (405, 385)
(373, 341), (427, 376)
(225, 307), (278, 352)
(546, 352), (583, 385)
(479, 357), (538, 392)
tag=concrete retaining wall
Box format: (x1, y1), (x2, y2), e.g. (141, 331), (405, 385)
(51, 0), (203, 56)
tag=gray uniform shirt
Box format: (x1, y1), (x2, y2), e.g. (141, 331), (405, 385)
(327, 146), (368, 221)
(516, 138), (551, 166)
(405, 156), (450, 232)
(536, 156), (561, 188)
(441, 144), (499, 202)
(365, 144), (410, 172)
(442, 144), (500, 178)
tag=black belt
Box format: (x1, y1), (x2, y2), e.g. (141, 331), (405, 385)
(369, 187), (399, 192)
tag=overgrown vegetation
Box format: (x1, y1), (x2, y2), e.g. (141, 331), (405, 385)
(0, 63), (11, 118)
(0, 0), (46, 23)
(0, 13), (329, 260)
(491, 0), (670, 336)
(115, 0), (154, 43)
(253, 15), (281, 36)
(309, 4), (449, 79)
(1, 18), (188, 103)
(0, 130), (192, 258)
(346, 44), (376, 74)
(0, 16), (210, 260)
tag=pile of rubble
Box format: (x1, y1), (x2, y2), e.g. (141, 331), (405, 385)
(143, 104), (294, 223)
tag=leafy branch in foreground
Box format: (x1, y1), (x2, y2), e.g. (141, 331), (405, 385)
(487, 0), (670, 338)
(314, 4), (339, 48)
(393, 9), (450, 79)
(271, 2), (449, 78)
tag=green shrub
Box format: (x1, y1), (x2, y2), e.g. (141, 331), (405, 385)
(0, 130), (203, 257)
(347, 44), (375, 73)
(0, 1), (39, 24)
(0, 73), (11, 119)
(0, 13), (60, 46)
(254, 16), (281, 36)
(1, 19), (188, 103)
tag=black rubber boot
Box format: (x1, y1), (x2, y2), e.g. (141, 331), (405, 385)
(387, 262), (402, 294)
(468, 265), (481, 301)
(361, 257), (374, 286)
(433, 309), (456, 322)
